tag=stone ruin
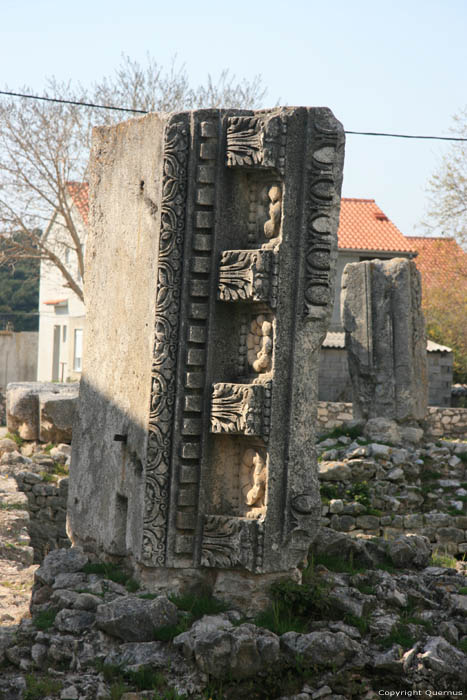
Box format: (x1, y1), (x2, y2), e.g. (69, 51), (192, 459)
(341, 257), (428, 442)
(67, 107), (345, 601)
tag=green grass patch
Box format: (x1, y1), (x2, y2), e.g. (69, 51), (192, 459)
(317, 424), (363, 442)
(308, 551), (367, 576)
(354, 582), (376, 595)
(169, 591), (230, 619)
(379, 623), (416, 651)
(153, 591), (231, 641)
(458, 587), (467, 595)
(24, 674), (62, 700)
(32, 608), (58, 631)
(95, 661), (185, 698)
(343, 612), (370, 635)
(39, 471), (58, 483)
(431, 551), (458, 569)
(82, 561), (139, 592)
(0, 501), (28, 511)
(5, 431), (24, 448)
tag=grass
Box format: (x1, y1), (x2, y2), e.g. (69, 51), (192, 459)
(317, 424), (363, 443)
(430, 550), (458, 568)
(4, 431), (23, 448)
(457, 639), (467, 653)
(320, 483), (340, 500)
(95, 662), (186, 699)
(24, 675), (62, 700)
(82, 561), (139, 592)
(154, 591), (231, 641)
(32, 608), (58, 630)
(343, 612), (370, 635)
(458, 587), (467, 595)
(39, 471), (58, 483)
(379, 623), (416, 651)
(0, 501), (28, 510)
(420, 469), (443, 481)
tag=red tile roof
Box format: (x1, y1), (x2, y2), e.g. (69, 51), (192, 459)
(406, 236), (467, 288)
(338, 198), (417, 254)
(66, 182), (89, 226)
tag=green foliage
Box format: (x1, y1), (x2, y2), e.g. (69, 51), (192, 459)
(24, 674), (62, 699)
(344, 481), (371, 509)
(343, 612), (370, 635)
(309, 551), (366, 576)
(0, 235), (39, 331)
(319, 483), (340, 500)
(32, 608), (58, 630)
(458, 587), (467, 595)
(82, 561), (139, 592)
(420, 469), (442, 481)
(457, 639), (467, 653)
(458, 452), (467, 464)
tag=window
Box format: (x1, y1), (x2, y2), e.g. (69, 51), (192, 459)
(62, 325), (67, 342)
(73, 329), (83, 371)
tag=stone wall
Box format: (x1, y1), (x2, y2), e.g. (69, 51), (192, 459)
(14, 473), (69, 563)
(317, 434), (467, 556)
(317, 401), (467, 440)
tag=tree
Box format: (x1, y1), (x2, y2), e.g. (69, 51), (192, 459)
(423, 106), (467, 252)
(0, 56), (267, 302)
(0, 233), (39, 331)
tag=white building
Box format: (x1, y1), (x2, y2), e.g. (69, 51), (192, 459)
(37, 183), (88, 382)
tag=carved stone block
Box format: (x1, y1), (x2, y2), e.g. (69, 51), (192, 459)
(217, 249), (274, 305)
(210, 382), (268, 438)
(68, 107), (345, 587)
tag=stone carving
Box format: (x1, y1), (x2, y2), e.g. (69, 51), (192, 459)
(143, 120), (189, 566)
(264, 185), (282, 239)
(68, 107), (344, 594)
(226, 117), (262, 167)
(240, 449), (267, 519)
(303, 117), (343, 318)
(210, 383), (264, 436)
(201, 515), (258, 570)
(247, 315), (273, 373)
(217, 250), (273, 304)
(342, 258), (428, 426)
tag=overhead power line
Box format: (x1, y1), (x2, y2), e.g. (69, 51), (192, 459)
(1, 89), (467, 142)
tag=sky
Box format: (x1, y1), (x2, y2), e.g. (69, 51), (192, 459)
(2, 0), (466, 238)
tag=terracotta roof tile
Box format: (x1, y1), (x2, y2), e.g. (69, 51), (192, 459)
(338, 198), (416, 254)
(66, 182), (89, 226)
(406, 236), (467, 289)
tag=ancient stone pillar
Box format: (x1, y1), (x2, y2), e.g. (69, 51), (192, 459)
(341, 258), (428, 425)
(68, 108), (344, 592)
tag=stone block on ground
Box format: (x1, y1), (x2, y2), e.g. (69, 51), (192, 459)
(6, 382), (78, 442)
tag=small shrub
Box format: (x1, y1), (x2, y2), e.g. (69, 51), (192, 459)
(420, 469), (443, 482)
(309, 551), (366, 576)
(24, 674), (62, 700)
(318, 424), (363, 442)
(457, 639), (467, 653)
(458, 587), (467, 595)
(457, 452), (467, 464)
(33, 608), (58, 630)
(43, 442), (55, 453)
(343, 612), (370, 635)
(344, 481), (371, 509)
(319, 483), (340, 500)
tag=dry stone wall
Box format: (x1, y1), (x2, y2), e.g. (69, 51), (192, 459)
(317, 401), (467, 441)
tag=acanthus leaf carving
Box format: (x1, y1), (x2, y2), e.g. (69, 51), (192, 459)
(226, 117), (263, 168)
(210, 383), (264, 437)
(217, 249), (273, 304)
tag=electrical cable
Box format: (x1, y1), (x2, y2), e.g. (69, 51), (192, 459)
(1, 90), (466, 142)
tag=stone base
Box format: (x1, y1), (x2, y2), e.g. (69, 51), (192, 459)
(137, 564), (301, 616)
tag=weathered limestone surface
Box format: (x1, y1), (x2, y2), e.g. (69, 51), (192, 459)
(68, 107), (344, 592)
(7, 382), (78, 442)
(341, 258), (428, 425)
